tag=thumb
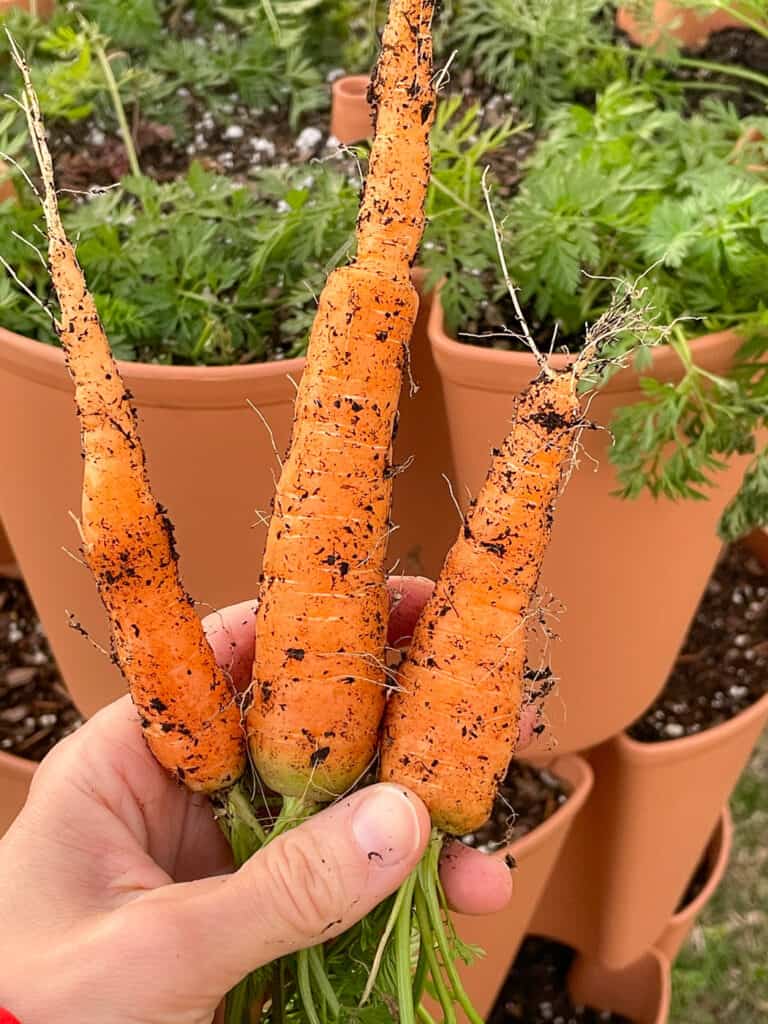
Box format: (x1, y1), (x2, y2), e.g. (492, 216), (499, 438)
(166, 784), (430, 995)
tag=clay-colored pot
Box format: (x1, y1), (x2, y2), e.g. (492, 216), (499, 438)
(0, 750), (35, 837)
(429, 290), (752, 755)
(532, 687), (768, 968)
(330, 75), (374, 144)
(0, 0), (55, 16)
(0, 273), (455, 716)
(432, 754), (594, 1021)
(568, 949), (671, 1024)
(616, 2), (755, 51)
(0, 159), (16, 204)
(655, 807), (733, 962)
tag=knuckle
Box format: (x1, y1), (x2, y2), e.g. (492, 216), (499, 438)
(262, 832), (348, 943)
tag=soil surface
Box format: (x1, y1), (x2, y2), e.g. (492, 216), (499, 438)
(677, 29), (768, 118)
(488, 937), (633, 1024)
(459, 761), (570, 854)
(458, 285), (584, 355)
(0, 575), (82, 761)
(629, 543), (768, 743)
(50, 97), (347, 193)
(451, 70), (536, 197)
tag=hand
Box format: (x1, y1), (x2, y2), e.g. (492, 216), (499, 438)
(0, 578), (521, 1024)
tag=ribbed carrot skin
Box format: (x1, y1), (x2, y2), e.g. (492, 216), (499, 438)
(248, 0), (435, 801)
(52, 240), (246, 793)
(380, 372), (582, 835)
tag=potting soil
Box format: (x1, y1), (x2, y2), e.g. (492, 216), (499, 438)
(0, 575), (82, 761)
(628, 544), (768, 742)
(487, 936), (633, 1024)
(677, 28), (768, 118)
(459, 761), (570, 853)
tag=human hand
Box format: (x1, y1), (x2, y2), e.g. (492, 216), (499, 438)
(0, 578), (524, 1024)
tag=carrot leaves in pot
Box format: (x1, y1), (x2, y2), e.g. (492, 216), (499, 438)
(0, 160), (359, 363)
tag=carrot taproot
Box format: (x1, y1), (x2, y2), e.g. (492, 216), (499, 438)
(12, 39), (245, 794)
(247, 0), (436, 801)
(380, 369), (583, 835)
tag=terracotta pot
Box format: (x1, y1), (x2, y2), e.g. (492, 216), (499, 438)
(0, 0), (55, 16)
(616, 2), (756, 51)
(0, 750), (35, 837)
(330, 75), (374, 144)
(532, 687), (768, 968)
(429, 290), (752, 755)
(427, 754), (594, 1021)
(568, 949), (671, 1024)
(655, 807), (733, 962)
(0, 273), (455, 716)
(0, 159), (16, 204)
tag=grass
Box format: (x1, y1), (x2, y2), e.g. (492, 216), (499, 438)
(671, 730), (768, 1022)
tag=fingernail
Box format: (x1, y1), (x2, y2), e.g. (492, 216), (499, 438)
(352, 784), (423, 867)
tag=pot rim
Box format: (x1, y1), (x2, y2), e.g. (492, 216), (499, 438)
(618, 684), (768, 764)
(0, 325), (306, 410)
(486, 753), (594, 861)
(331, 74), (371, 98)
(0, 747), (37, 776)
(569, 948), (672, 1023)
(427, 280), (741, 397)
(664, 807), (734, 929)
(621, 536), (768, 763)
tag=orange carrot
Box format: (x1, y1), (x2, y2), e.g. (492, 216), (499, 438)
(247, 0), (436, 801)
(380, 370), (582, 834)
(14, 41), (245, 794)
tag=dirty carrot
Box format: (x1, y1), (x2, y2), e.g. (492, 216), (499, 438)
(380, 369), (583, 834)
(12, 37), (245, 794)
(247, 0), (436, 802)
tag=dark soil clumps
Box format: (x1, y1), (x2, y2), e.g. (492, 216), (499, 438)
(676, 29), (768, 117)
(459, 761), (570, 853)
(459, 286), (584, 355)
(488, 937), (633, 1024)
(629, 544), (768, 743)
(0, 575), (82, 761)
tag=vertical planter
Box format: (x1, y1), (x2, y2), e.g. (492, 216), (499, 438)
(429, 291), (751, 755)
(0, 750), (35, 837)
(431, 755), (594, 1021)
(616, 3), (755, 50)
(655, 808), (733, 962)
(568, 949), (671, 1024)
(532, 688), (768, 968)
(330, 75), (374, 145)
(0, 274), (455, 716)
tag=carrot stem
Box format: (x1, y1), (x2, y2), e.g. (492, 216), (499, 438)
(93, 41), (142, 178)
(396, 871), (419, 1024)
(297, 949), (322, 1024)
(308, 946), (340, 1018)
(413, 883), (456, 1024)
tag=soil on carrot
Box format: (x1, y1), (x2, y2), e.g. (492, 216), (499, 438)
(488, 937), (633, 1024)
(676, 29), (768, 118)
(459, 761), (570, 853)
(0, 576), (82, 761)
(628, 543), (768, 743)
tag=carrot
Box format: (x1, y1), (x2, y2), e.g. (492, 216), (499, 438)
(247, 0), (436, 802)
(380, 369), (582, 833)
(12, 39), (245, 795)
